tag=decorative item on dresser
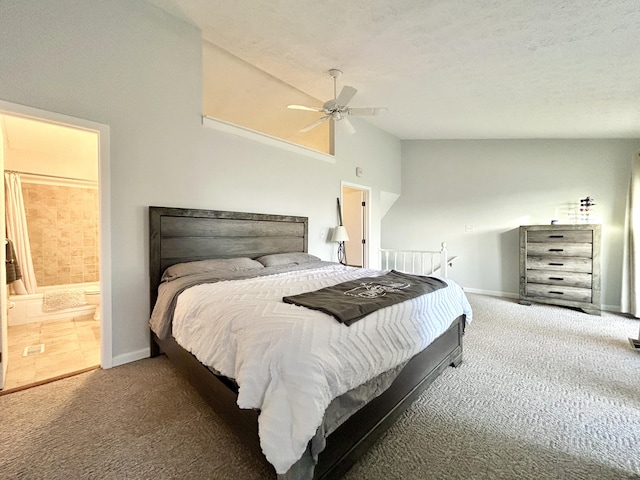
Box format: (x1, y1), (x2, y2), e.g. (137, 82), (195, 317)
(519, 224), (601, 315)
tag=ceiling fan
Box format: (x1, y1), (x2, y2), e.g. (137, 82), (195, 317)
(287, 69), (386, 134)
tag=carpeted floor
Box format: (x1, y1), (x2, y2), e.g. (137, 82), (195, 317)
(1, 293), (639, 479)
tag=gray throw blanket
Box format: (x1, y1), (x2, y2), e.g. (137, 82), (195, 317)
(283, 270), (447, 325)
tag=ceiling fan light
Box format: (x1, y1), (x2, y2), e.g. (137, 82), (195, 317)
(288, 69), (384, 133)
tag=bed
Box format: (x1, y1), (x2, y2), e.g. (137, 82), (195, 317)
(148, 206), (471, 479)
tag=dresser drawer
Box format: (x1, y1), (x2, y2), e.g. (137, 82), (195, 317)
(525, 283), (592, 302)
(526, 242), (592, 257)
(525, 269), (592, 288)
(527, 230), (593, 243)
(526, 256), (593, 273)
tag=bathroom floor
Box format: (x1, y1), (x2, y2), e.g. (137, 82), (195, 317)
(3, 315), (100, 392)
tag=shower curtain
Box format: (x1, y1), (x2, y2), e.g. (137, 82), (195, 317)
(4, 172), (37, 294)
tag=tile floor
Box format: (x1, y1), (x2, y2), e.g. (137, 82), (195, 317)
(3, 315), (100, 391)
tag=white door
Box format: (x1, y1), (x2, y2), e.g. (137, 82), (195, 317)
(342, 185), (369, 268)
(0, 121), (7, 389)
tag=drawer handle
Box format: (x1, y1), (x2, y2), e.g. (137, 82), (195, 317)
(549, 262), (564, 266)
(549, 277), (564, 281)
(549, 291), (564, 295)
(549, 235), (564, 238)
(548, 248), (564, 252)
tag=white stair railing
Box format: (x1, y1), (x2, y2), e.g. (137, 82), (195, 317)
(380, 243), (456, 278)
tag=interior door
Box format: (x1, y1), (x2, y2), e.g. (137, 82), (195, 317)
(342, 186), (367, 268)
(0, 121), (7, 389)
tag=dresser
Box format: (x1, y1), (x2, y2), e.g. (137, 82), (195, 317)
(519, 224), (601, 315)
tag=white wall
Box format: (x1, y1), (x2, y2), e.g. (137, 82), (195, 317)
(382, 139), (640, 310)
(203, 41), (331, 154)
(2, 115), (99, 182)
(0, 0), (401, 364)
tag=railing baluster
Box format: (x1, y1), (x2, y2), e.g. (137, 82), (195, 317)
(379, 246), (454, 278)
(440, 242), (448, 278)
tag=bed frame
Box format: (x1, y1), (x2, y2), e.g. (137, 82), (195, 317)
(149, 206), (464, 479)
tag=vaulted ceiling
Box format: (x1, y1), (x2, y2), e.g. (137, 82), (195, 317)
(148, 0), (640, 140)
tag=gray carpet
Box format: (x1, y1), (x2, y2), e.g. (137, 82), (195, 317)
(1, 294), (639, 479)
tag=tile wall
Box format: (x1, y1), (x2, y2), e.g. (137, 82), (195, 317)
(22, 182), (99, 287)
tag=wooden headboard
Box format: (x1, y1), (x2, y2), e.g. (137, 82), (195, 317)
(149, 206), (308, 309)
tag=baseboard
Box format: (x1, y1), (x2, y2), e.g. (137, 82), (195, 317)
(463, 288), (519, 299)
(111, 347), (150, 367)
(602, 304), (622, 313)
(462, 288), (623, 314)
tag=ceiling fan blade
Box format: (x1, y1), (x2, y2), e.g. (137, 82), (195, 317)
(288, 104), (324, 112)
(300, 115), (330, 133)
(341, 118), (356, 135)
(335, 85), (357, 106)
(347, 107), (386, 116)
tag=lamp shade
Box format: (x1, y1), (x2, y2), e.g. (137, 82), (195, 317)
(331, 225), (349, 242)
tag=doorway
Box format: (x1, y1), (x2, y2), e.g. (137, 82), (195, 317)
(0, 102), (111, 392)
(341, 183), (370, 268)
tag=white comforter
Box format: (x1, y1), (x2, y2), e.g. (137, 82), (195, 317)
(172, 264), (472, 474)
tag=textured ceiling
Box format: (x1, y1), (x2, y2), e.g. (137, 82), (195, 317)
(148, 0), (640, 140)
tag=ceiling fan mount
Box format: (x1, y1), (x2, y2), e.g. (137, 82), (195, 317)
(287, 68), (385, 134)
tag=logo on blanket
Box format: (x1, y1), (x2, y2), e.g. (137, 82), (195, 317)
(344, 280), (412, 298)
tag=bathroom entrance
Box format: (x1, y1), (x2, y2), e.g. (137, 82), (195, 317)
(0, 104), (109, 392)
